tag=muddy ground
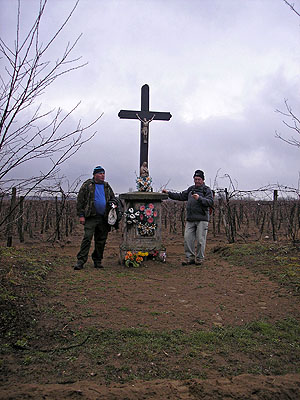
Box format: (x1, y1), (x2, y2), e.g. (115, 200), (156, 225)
(0, 226), (300, 399)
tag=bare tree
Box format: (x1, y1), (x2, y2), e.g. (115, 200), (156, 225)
(276, 100), (300, 148)
(276, 1), (300, 149)
(0, 0), (101, 197)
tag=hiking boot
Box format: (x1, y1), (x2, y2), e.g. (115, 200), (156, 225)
(94, 262), (104, 269)
(74, 262), (84, 270)
(182, 259), (195, 266)
(195, 259), (203, 266)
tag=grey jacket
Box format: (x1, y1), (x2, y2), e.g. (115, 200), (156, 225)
(167, 184), (214, 222)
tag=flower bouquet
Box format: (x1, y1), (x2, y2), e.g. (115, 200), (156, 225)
(137, 203), (158, 236)
(124, 251), (148, 268)
(125, 207), (140, 224)
(125, 203), (158, 237)
(136, 176), (153, 192)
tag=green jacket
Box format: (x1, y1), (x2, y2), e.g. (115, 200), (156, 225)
(76, 178), (115, 218)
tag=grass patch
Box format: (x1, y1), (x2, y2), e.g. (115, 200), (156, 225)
(3, 318), (298, 384)
(0, 245), (65, 342)
(212, 242), (300, 294)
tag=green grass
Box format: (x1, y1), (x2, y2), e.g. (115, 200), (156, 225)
(2, 318), (298, 383)
(0, 245), (66, 341)
(213, 242), (300, 294)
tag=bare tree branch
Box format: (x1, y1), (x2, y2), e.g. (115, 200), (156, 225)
(282, 0), (300, 17)
(0, 0), (100, 197)
(275, 99), (300, 148)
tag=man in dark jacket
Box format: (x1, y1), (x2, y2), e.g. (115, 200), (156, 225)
(74, 165), (115, 270)
(162, 170), (213, 265)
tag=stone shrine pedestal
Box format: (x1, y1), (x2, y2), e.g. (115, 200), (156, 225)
(119, 191), (168, 263)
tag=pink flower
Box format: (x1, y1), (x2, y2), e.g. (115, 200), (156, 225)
(140, 205), (145, 211)
(148, 217), (154, 223)
(153, 211), (158, 217)
(148, 203), (154, 209)
(145, 208), (152, 216)
(140, 214), (144, 220)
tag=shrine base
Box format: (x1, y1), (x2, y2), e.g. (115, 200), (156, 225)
(119, 191), (168, 264)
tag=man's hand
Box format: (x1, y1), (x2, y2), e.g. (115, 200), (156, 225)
(192, 193), (200, 200)
(79, 216), (85, 225)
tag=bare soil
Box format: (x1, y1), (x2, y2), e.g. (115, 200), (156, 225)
(1, 227), (300, 399)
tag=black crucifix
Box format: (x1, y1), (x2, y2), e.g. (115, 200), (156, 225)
(118, 84), (172, 168)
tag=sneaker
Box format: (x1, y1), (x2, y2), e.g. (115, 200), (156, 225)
(195, 259), (203, 266)
(182, 259), (195, 266)
(74, 262), (84, 270)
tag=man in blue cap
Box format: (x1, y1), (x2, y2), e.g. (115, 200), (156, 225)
(74, 165), (116, 270)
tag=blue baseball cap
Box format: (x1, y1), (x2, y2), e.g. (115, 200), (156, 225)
(93, 166), (105, 175)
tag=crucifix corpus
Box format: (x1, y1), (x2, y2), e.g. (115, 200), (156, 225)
(118, 84), (172, 172)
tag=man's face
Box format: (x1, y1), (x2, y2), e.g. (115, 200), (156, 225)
(94, 172), (105, 183)
(194, 176), (203, 187)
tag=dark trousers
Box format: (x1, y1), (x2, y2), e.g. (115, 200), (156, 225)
(77, 215), (109, 265)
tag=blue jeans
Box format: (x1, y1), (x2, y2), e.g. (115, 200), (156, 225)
(184, 220), (209, 261)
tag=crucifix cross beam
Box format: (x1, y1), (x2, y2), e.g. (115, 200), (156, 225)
(118, 84), (172, 169)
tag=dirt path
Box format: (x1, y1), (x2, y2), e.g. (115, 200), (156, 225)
(43, 231), (299, 332)
(1, 230), (300, 399)
(3, 374), (300, 400)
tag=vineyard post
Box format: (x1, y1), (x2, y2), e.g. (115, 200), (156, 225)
(55, 196), (60, 241)
(6, 187), (16, 247)
(224, 188), (235, 243)
(211, 190), (216, 237)
(17, 196), (25, 243)
(65, 201), (70, 237)
(217, 197), (222, 234)
(271, 190), (278, 241)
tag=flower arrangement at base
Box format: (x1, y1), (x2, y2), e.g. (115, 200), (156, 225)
(147, 250), (159, 260)
(136, 176), (153, 192)
(147, 250), (167, 262)
(124, 251), (148, 268)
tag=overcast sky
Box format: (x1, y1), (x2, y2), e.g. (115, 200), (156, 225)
(1, 0), (300, 195)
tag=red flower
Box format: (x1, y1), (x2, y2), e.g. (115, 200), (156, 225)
(145, 208), (152, 216)
(140, 214), (144, 220)
(140, 205), (145, 211)
(153, 211), (158, 217)
(148, 217), (154, 223)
